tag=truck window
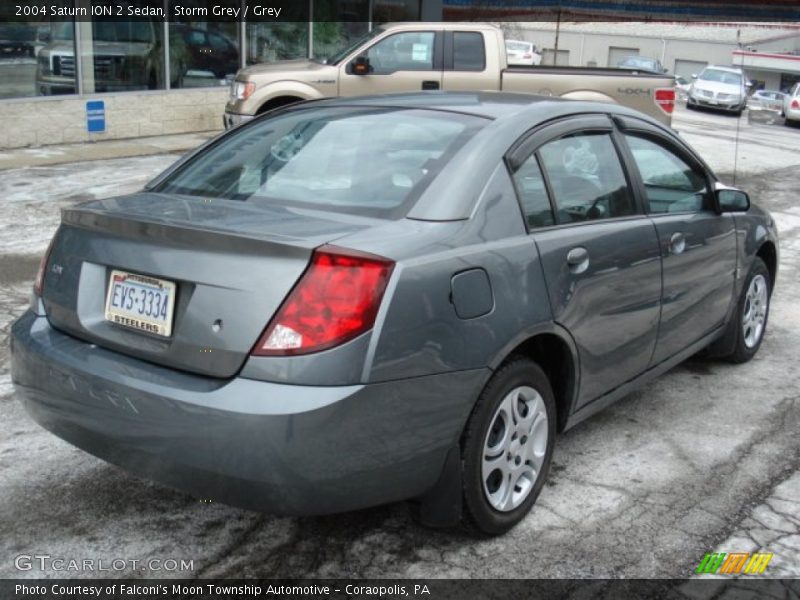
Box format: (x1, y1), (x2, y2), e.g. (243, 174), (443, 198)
(367, 32), (435, 74)
(453, 32), (485, 71)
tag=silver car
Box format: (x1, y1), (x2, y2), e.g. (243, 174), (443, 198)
(11, 93), (778, 535)
(687, 65), (749, 115)
(783, 82), (800, 125)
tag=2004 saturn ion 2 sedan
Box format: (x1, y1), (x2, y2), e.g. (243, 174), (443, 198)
(11, 92), (778, 535)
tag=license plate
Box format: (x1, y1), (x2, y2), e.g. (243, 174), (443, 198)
(104, 270), (177, 337)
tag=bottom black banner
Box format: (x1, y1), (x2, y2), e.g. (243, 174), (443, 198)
(2, 579), (799, 600)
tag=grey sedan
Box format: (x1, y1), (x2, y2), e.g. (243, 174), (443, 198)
(10, 92), (778, 535)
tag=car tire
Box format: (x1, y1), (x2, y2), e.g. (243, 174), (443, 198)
(723, 257), (771, 364)
(461, 357), (556, 535)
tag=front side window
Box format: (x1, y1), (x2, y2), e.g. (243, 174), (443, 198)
(624, 135), (708, 214)
(367, 31), (435, 74)
(155, 107), (485, 219)
(538, 133), (634, 223)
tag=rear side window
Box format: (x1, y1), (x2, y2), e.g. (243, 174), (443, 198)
(538, 133), (634, 223)
(511, 155), (554, 228)
(155, 106), (486, 219)
(624, 135), (708, 214)
(453, 32), (485, 71)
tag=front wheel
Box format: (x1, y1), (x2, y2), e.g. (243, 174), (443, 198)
(724, 257), (771, 363)
(461, 358), (556, 535)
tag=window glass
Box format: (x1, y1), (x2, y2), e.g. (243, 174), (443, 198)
(170, 0), (239, 90)
(538, 133), (634, 223)
(511, 155), (554, 228)
(155, 107), (486, 219)
(624, 135), (708, 214)
(0, 21), (76, 98)
(247, 23), (308, 64)
(453, 32), (485, 71)
(82, 19), (165, 93)
(698, 68), (742, 86)
(367, 31), (435, 74)
(311, 2), (370, 62)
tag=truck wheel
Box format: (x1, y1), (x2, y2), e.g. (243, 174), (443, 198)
(723, 257), (771, 364)
(461, 357), (556, 535)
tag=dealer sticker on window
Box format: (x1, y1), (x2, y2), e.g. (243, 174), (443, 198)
(104, 270), (177, 337)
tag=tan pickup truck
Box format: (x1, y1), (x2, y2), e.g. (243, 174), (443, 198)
(224, 22), (676, 128)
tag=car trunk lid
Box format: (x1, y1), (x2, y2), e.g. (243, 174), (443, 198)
(42, 192), (376, 378)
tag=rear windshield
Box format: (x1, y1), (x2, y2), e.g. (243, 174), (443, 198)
(155, 106), (486, 219)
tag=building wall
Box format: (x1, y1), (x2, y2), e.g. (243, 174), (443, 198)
(0, 88), (226, 149)
(518, 28), (734, 72)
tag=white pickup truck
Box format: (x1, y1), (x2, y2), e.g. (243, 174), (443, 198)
(224, 22), (676, 128)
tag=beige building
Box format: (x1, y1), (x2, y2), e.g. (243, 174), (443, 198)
(506, 22), (800, 90)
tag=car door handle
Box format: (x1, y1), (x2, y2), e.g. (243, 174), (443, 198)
(566, 247), (590, 274)
(669, 232), (686, 255)
(421, 80), (440, 90)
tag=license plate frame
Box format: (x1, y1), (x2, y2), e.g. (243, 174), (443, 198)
(104, 270), (177, 338)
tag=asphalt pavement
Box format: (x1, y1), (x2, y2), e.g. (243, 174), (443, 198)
(0, 105), (798, 580)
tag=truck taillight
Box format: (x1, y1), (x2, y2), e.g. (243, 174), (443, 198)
(33, 234), (57, 297)
(655, 88), (675, 114)
(252, 245), (394, 356)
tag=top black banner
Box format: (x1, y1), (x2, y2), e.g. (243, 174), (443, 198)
(2, 0), (800, 22)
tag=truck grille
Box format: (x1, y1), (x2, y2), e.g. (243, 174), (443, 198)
(52, 55), (120, 79)
(54, 55), (74, 77)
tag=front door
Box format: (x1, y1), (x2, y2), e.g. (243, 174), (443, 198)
(339, 30), (442, 96)
(619, 129), (737, 365)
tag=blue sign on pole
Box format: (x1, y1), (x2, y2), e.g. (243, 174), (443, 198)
(86, 100), (106, 133)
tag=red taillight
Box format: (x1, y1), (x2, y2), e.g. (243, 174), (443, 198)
(33, 234), (57, 297)
(655, 88), (675, 114)
(252, 245), (394, 356)
(792, 99), (800, 110)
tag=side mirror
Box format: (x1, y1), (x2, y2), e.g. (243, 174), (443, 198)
(691, 73), (698, 79)
(351, 55), (371, 75)
(716, 186), (750, 213)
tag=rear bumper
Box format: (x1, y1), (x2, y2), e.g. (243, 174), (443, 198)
(11, 311), (486, 515)
(784, 106), (800, 122)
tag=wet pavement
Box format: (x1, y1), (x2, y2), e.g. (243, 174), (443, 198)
(0, 105), (798, 579)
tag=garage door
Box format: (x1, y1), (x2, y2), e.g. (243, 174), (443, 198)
(542, 49), (570, 66)
(674, 59), (708, 80)
(608, 46), (639, 68)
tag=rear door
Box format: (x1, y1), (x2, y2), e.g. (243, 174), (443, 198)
(339, 29), (442, 95)
(507, 116), (662, 407)
(441, 30), (498, 91)
(615, 116), (736, 365)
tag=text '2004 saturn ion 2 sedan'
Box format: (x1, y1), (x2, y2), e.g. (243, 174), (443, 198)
(11, 92), (778, 535)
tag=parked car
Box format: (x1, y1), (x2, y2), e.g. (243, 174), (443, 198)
(0, 23), (35, 57)
(11, 93), (777, 535)
(687, 65), (750, 116)
(505, 39), (542, 66)
(224, 22), (676, 129)
(783, 82), (800, 126)
(748, 89), (786, 111)
(616, 55), (667, 74)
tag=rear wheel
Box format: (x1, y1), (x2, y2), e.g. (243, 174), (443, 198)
(723, 257), (771, 363)
(461, 358), (556, 535)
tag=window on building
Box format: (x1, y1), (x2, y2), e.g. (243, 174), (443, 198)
(169, 22), (239, 89)
(0, 21), (76, 99)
